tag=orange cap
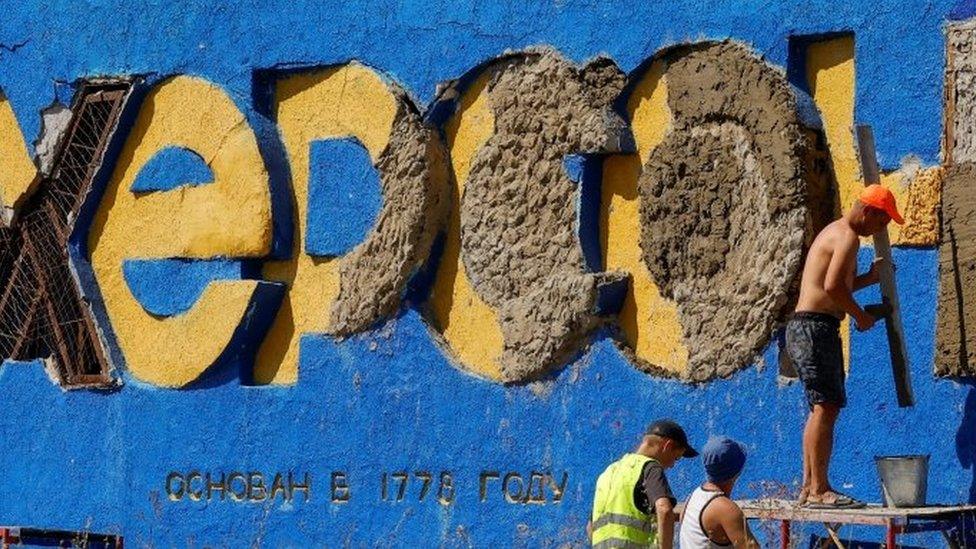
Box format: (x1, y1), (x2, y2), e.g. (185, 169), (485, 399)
(859, 184), (903, 224)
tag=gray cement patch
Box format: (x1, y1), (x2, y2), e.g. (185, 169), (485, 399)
(329, 88), (450, 336)
(35, 101), (72, 178)
(936, 163), (976, 377)
(639, 41), (807, 381)
(947, 19), (976, 165)
(458, 48), (631, 382)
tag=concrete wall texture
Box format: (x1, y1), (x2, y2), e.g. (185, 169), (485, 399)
(1, 0), (976, 546)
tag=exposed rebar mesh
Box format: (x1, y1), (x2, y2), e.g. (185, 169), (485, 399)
(0, 82), (131, 387)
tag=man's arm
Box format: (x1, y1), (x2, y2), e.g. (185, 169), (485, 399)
(853, 257), (884, 291)
(824, 235), (875, 331)
(716, 502), (759, 549)
(641, 464), (678, 547)
(655, 497), (675, 549)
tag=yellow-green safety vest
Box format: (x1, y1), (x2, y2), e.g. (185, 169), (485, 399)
(590, 453), (659, 548)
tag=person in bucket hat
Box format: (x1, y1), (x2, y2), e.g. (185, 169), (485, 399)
(679, 436), (758, 548)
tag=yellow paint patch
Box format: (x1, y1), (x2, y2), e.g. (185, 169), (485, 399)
(805, 37), (908, 237)
(805, 36), (912, 367)
(600, 60), (688, 375)
(255, 63), (398, 384)
(0, 91), (37, 217)
(88, 76), (273, 387)
(429, 73), (505, 380)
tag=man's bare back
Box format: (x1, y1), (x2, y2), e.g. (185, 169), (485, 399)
(795, 202), (889, 332)
(795, 218), (859, 321)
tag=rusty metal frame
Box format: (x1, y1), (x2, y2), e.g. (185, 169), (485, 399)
(0, 80), (132, 388)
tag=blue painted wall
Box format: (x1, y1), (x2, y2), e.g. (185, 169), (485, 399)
(0, 249), (966, 546)
(0, 0), (955, 168)
(305, 137), (383, 257)
(130, 146), (214, 192)
(123, 260), (250, 316)
(0, 1), (971, 546)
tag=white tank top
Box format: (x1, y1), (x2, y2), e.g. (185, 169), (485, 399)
(678, 486), (733, 549)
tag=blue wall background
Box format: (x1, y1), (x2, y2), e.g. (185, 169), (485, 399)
(0, 1), (972, 546)
(0, 0), (956, 168)
(0, 250), (966, 546)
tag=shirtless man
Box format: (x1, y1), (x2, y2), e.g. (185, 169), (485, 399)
(786, 184), (902, 508)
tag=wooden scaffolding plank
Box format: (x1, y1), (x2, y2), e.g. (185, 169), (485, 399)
(854, 125), (915, 407)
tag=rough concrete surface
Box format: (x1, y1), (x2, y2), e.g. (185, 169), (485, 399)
(34, 101), (71, 177)
(459, 49), (630, 381)
(639, 41), (807, 381)
(800, 128), (840, 236)
(329, 90), (450, 336)
(936, 162), (976, 376)
(897, 166), (943, 247)
(947, 19), (976, 165)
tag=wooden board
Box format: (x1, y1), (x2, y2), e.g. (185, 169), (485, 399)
(737, 499), (976, 526)
(855, 125), (915, 407)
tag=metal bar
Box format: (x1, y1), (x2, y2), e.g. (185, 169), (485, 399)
(824, 522), (847, 548)
(943, 529), (962, 549)
(854, 125), (915, 407)
(65, 374), (113, 386)
(9, 294), (38, 360)
(886, 519), (897, 548)
(900, 519), (956, 533)
(8, 526), (120, 543)
(22, 226), (80, 380)
(0, 248), (28, 325)
(780, 519), (790, 549)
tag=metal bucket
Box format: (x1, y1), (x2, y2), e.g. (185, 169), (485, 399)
(875, 454), (929, 507)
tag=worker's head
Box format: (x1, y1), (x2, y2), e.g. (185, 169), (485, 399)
(850, 184), (903, 236)
(702, 435), (748, 489)
(640, 419), (698, 468)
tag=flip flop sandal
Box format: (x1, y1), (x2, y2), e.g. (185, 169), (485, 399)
(797, 487), (810, 504)
(801, 493), (866, 509)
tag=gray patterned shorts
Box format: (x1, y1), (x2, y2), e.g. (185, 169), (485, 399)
(785, 312), (846, 408)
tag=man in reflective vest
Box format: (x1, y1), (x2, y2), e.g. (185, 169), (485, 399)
(589, 419), (699, 548)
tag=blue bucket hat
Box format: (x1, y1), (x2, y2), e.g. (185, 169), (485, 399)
(702, 435), (748, 483)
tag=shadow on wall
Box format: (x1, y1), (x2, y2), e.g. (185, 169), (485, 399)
(955, 382), (976, 504)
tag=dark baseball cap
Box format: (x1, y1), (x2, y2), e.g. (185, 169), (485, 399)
(645, 419), (699, 458)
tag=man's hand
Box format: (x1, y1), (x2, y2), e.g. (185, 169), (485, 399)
(854, 257), (891, 290)
(866, 257), (884, 285)
(854, 310), (876, 332)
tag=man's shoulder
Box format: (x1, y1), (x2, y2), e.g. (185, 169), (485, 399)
(815, 219), (858, 250)
(705, 495), (744, 519)
(822, 218), (857, 238)
(640, 459), (665, 477)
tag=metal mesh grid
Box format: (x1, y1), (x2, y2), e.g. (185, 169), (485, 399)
(0, 82), (130, 387)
